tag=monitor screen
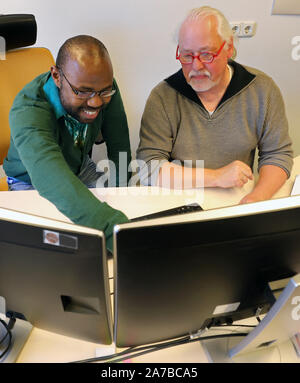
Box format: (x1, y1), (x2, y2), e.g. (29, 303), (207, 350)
(0, 207), (112, 345)
(113, 195), (300, 347)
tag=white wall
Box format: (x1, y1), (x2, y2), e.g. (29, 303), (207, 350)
(2, 0), (300, 163)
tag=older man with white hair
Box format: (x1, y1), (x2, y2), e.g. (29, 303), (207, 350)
(137, 6), (293, 204)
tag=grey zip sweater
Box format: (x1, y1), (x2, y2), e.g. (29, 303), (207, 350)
(136, 60), (293, 185)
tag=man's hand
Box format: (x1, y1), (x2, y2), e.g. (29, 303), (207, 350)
(239, 165), (288, 205)
(213, 160), (253, 188)
(239, 191), (264, 205)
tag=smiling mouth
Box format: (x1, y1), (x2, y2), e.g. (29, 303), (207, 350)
(84, 109), (98, 115)
(82, 109), (100, 118)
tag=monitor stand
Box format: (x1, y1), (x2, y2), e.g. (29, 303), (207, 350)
(201, 274), (300, 363)
(0, 298), (33, 363)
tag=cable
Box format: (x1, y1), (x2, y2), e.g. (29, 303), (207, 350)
(71, 345), (138, 363)
(108, 333), (248, 363)
(7, 316), (16, 331)
(72, 332), (248, 363)
(0, 314), (17, 360)
(108, 336), (198, 363)
(71, 335), (191, 363)
(212, 324), (257, 328)
(108, 338), (193, 363)
(71, 318), (256, 363)
(0, 319), (12, 360)
(0, 322), (10, 345)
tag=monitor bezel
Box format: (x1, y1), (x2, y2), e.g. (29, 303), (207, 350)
(113, 195), (300, 347)
(0, 206), (113, 345)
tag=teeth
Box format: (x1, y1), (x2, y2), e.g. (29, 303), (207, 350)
(84, 110), (97, 115)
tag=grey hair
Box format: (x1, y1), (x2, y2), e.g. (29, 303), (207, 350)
(178, 6), (233, 44)
(176, 6), (236, 58)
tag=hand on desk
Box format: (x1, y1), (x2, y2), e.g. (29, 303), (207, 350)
(214, 160), (253, 189)
(239, 191), (265, 205)
(239, 164), (288, 205)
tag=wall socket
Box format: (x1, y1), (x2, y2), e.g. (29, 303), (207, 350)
(230, 21), (257, 38)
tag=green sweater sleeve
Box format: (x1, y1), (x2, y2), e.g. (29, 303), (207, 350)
(101, 79), (132, 186)
(8, 87), (129, 252)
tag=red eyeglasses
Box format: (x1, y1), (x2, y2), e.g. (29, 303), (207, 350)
(176, 41), (226, 64)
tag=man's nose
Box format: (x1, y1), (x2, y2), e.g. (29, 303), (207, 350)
(192, 56), (205, 71)
(87, 93), (104, 108)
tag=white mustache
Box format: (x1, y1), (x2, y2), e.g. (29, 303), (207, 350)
(188, 70), (211, 79)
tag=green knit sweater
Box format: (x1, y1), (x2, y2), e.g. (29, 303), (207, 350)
(4, 72), (132, 250)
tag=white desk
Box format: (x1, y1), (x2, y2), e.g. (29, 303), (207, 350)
(0, 156), (300, 363)
(0, 156), (299, 220)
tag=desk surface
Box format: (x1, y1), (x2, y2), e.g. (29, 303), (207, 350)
(0, 156), (300, 363)
(0, 156), (299, 220)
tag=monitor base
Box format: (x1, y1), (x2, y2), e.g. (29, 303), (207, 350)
(201, 330), (282, 363)
(201, 274), (300, 363)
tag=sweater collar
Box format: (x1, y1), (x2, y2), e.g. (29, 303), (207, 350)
(164, 60), (256, 109)
(43, 73), (67, 120)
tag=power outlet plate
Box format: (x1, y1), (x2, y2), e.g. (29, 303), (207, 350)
(230, 21), (257, 38)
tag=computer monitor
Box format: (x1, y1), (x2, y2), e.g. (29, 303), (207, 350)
(0, 207), (112, 351)
(113, 195), (300, 347)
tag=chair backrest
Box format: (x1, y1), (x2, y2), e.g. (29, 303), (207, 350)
(0, 47), (55, 164)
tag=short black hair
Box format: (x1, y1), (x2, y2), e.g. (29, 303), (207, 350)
(56, 35), (108, 69)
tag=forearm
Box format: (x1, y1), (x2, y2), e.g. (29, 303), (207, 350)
(157, 160), (253, 189)
(12, 123), (129, 248)
(240, 164), (288, 204)
(157, 162), (218, 189)
(253, 165), (287, 197)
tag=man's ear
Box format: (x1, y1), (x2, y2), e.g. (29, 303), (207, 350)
(226, 37), (235, 59)
(51, 66), (61, 88)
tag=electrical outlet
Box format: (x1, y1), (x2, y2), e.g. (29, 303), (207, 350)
(230, 22), (241, 37)
(230, 21), (257, 38)
(240, 22), (257, 37)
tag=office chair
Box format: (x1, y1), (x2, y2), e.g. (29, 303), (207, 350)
(0, 14), (55, 190)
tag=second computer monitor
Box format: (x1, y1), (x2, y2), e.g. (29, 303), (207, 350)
(0, 207), (112, 345)
(113, 195), (300, 347)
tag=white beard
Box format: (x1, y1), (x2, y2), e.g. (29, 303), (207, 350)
(188, 70), (221, 93)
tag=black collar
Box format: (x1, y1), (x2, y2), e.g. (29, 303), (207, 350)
(165, 60), (256, 109)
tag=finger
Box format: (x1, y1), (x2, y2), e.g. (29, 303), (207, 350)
(240, 196), (255, 204)
(239, 197), (247, 204)
(235, 179), (244, 188)
(237, 171), (250, 184)
(236, 161), (253, 179)
(241, 167), (253, 180)
(236, 174), (250, 187)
